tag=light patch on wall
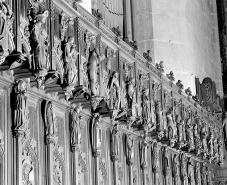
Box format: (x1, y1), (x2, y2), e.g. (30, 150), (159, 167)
(80, 0), (91, 13)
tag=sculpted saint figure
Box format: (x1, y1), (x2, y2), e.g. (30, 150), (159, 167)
(63, 36), (78, 87)
(87, 37), (100, 96)
(140, 134), (148, 169)
(109, 71), (121, 110)
(180, 153), (187, 185)
(142, 88), (151, 124)
(14, 80), (28, 131)
(126, 134), (134, 165)
(208, 131), (214, 161)
(70, 103), (82, 148)
(194, 122), (202, 155)
(91, 114), (102, 153)
(187, 160), (194, 184)
(176, 115), (184, 148)
(201, 123), (208, 158)
(172, 154), (179, 185)
(200, 163), (207, 185)
(45, 101), (56, 137)
(30, 10), (49, 71)
(126, 77), (136, 111)
(194, 162), (200, 185)
(111, 123), (119, 160)
(213, 137), (218, 162)
(166, 110), (177, 140)
(155, 101), (162, 132)
(186, 118), (195, 152)
(152, 142), (160, 185)
(163, 147), (170, 176)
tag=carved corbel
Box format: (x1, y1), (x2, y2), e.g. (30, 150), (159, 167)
(13, 79), (30, 137)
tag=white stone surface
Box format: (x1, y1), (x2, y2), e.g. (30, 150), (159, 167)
(80, 0), (91, 13)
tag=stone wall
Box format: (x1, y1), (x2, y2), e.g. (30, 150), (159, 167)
(133, 0), (223, 96)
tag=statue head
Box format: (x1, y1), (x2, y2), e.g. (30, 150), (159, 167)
(142, 88), (149, 96)
(17, 80), (27, 92)
(112, 71), (119, 79)
(67, 36), (75, 44)
(35, 10), (49, 23)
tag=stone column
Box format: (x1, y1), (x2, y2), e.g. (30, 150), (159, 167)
(123, 0), (133, 42)
(71, 146), (80, 185)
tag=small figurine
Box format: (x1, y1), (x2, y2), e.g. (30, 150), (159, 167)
(192, 94), (199, 102)
(93, 9), (103, 21)
(185, 87), (192, 97)
(131, 41), (138, 51)
(112, 26), (123, 39)
(176, 80), (184, 90)
(155, 61), (164, 73)
(166, 71), (175, 82)
(143, 50), (152, 63)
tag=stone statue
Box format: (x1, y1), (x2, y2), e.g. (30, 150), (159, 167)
(63, 36), (79, 87)
(140, 134), (148, 169)
(0, 0), (15, 65)
(45, 101), (56, 137)
(163, 147), (170, 177)
(142, 88), (151, 125)
(187, 160), (194, 184)
(172, 154), (179, 185)
(126, 134), (134, 165)
(109, 71), (121, 110)
(200, 163), (206, 185)
(143, 50), (152, 63)
(126, 77), (136, 113)
(152, 142), (160, 185)
(201, 122), (208, 158)
(217, 138), (224, 165)
(155, 61), (164, 73)
(222, 111), (227, 146)
(194, 162), (200, 185)
(91, 113), (102, 154)
(213, 137), (218, 163)
(111, 123), (119, 160)
(186, 118), (194, 152)
(166, 109), (177, 141)
(180, 153), (187, 185)
(14, 80), (28, 132)
(112, 26), (122, 39)
(87, 36), (100, 96)
(155, 101), (162, 132)
(30, 10), (49, 72)
(176, 115), (184, 149)
(176, 80), (184, 90)
(166, 71), (175, 82)
(208, 130), (214, 162)
(70, 103), (82, 149)
(194, 121), (202, 155)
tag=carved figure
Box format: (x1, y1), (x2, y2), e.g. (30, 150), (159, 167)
(213, 137), (218, 163)
(180, 153), (187, 185)
(111, 123), (119, 160)
(91, 114), (102, 154)
(186, 118), (194, 152)
(201, 122), (208, 158)
(14, 80), (28, 132)
(152, 142), (160, 185)
(163, 147), (170, 177)
(109, 71), (121, 110)
(187, 160), (194, 184)
(112, 26), (122, 39)
(200, 163), (206, 185)
(208, 130), (214, 162)
(44, 101), (56, 137)
(155, 61), (164, 73)
(194, 162), (200, 185)
(185, 87), (192, 97)
(22, 163), (33, 185)
(166, 109), (177, 141)
(140, 134), (148, 169)
(176, 80), (184, 90)
(143, 50), (152, 63)
(30, 10), (49, 71)
(93, 9), (103, 20)
(166, 71), (175, 82)
(142, 88), (151, 125)
(63, 36), (79, 87)
(126, 77), (136, 112)
(176, 115), (184, 148)
(87, 36), (100, 96)
(0, 0), (15, 64)
(217, 138), (224, 165)
(126, 134), (134, 165)
(131, 41), (138, 51)
(194, 121), (202, 155)
(172, 154), (179, 185)
(70, 103), (82, 148)
(155, 101), (162, 132)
